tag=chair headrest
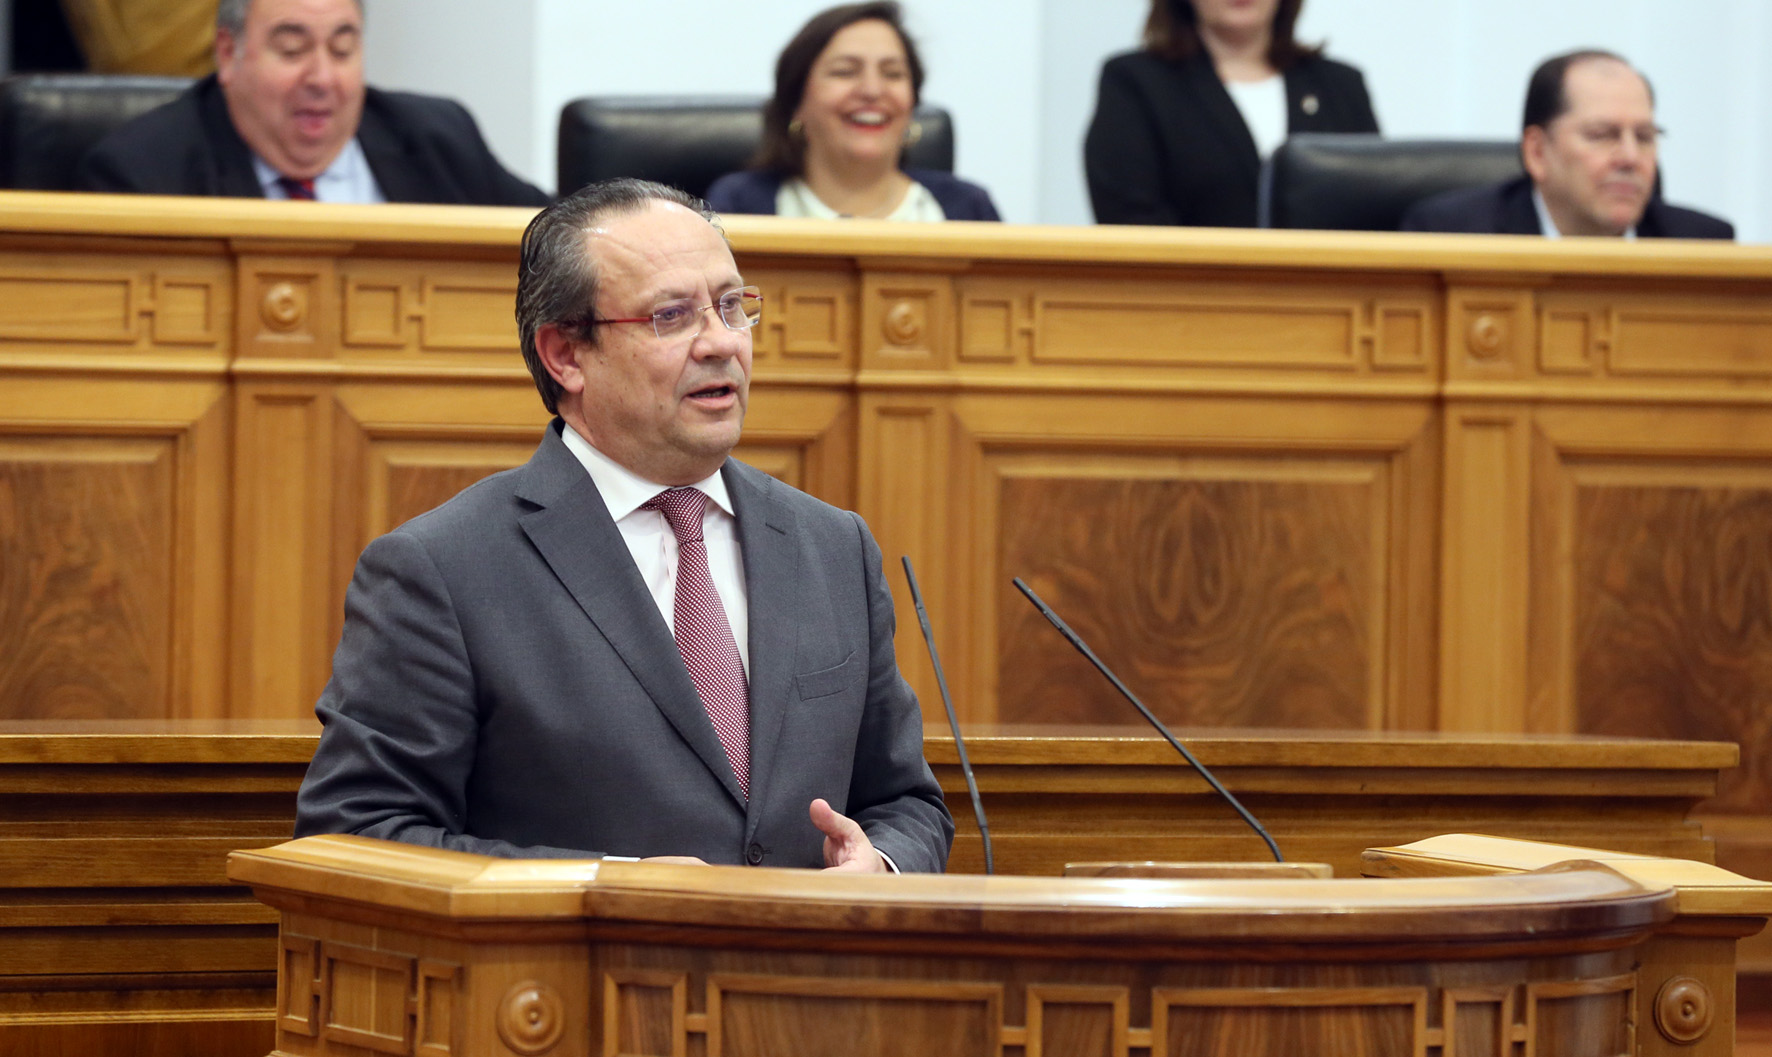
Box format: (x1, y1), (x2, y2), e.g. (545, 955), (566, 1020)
(556, 95), (954, 200)
(0, 72), (193, 190)
(1261, 133), (1524, 231)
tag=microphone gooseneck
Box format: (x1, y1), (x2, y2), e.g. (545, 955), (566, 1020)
(1011, 576), (1284, 863)
(902, 556), (994, 875)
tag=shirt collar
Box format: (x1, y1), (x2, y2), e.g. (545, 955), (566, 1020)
(253, 138), (384, 202)
(557, 420), (734, 521)
(1532, 185), (1637, 240)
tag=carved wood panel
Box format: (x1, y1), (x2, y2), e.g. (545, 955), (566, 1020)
(996, 467), (1380, 729)
(958, 270), (1437, 378)
(0, 435), (175, 719)
(0, 256), (228, 354)
(1572, 477), (1772, 814)
(340, 260), (521, 359)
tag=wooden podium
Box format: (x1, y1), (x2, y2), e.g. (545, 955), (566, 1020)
(229, 834), (1772, 1057)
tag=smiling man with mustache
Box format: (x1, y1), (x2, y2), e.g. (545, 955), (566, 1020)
(75, 0), (546, 205)
(295, 178), (953, 874)
(1403, 50), (1731, 240)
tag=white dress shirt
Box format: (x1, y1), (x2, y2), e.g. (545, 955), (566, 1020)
(558, 423), (750, 675)
(254, 138), (387, 204)
(1224, 74), (1288, 159)
(775, 176), (946, 221)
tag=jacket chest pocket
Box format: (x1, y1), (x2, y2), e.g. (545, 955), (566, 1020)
(794, 651), (859, 700)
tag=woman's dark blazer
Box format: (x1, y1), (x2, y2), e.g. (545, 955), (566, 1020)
(1084, 49), (1378, 227)
(705, 169), (1001, 221)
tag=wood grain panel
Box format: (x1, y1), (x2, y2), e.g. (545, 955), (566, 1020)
(1612, 299), (1772, 378)
(711, 975), (1001, 1057)
(1572, 478), (1772, 814)
(1527, 975), (1634, 1056)
(956, 271), (1438, 377)
(1026, 985), (1128, 1057)
(1153, 987), (1422, 1057)
(0, 273), (137, 341)
(607, 970), (687, 1057)
(231, 386), (335, 719)
(370, 442), (535, 537)
(997, 471), (1376, 729)
(0, 437), (174, 719)
(1439, 409), (1532, 731)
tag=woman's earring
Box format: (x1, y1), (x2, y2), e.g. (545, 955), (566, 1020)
(788, 118), (805, 139)
(903, 120), (924, 147)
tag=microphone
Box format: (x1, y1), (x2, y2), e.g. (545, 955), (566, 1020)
(1011, 577), (1284, 863)
(901, 556), (993, 875)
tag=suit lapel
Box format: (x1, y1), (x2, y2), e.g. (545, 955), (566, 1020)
(1181, 55), (1260, 185)
(1499, 177), (1542, 235)
(515, 426), (746, 807)
(356, 94), (435, 204)
(724, 461), (798, 825)
(196, 77), (269, 197)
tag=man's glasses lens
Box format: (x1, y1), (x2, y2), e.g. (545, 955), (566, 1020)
(652, 287), (763, 339)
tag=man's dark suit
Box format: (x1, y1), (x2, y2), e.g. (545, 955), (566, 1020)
(73, 74), (549, 206)
(1400, 175), (1734, 239)
(1085, 50), (1379, 227)
(295, 422), (953, 872)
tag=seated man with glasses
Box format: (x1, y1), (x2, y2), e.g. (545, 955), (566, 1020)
(1402, 49), (1732, 239)
(294, 178), (953, 873)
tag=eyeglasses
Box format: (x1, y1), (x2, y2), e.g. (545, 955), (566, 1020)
(584, 286), (763, 341)
(1571, 123), (1664, 152)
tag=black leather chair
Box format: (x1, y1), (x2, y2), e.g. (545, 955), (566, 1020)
(1260, 133), (1523, 231)
(556, 95), (955, 200)
(0, 73), (192, 190)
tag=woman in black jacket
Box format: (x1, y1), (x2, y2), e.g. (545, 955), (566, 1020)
(1085, 0), (1377, 226)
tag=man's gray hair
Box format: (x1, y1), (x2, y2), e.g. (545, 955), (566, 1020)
(216, 0), (365, 36)
(515, 178), (721, 415)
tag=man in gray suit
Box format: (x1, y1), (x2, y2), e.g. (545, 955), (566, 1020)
(295, 178), (952, 872)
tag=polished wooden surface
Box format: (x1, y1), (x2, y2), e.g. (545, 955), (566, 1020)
(4, 194), (1769, 849)
(0, 721), (1735, 1053)
(227, 832), (1772, 1057)
(926, 726), (1735, 876)
(4, 191), (1772, 1041)
(0, 720), (313, 1057)
(1365, 833), (1772, 1057)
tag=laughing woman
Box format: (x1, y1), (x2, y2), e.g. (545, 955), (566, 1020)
(706, 2), (1000, 221)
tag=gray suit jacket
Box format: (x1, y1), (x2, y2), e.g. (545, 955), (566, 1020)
(295, 422), (953, 872)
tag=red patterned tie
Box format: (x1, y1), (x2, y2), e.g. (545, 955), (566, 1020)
(277, 176), (317, 201)
(645, 488), (750, 796)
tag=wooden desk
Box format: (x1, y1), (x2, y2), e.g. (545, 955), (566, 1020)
(226, 833), (1772, 1057)
(0, 721), (1737, 1055)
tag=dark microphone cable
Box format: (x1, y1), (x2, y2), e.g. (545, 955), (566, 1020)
(1011, 576), (1284, 862)
(902, 557), (993, 874)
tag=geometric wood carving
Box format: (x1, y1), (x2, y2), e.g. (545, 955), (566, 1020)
(322, 942), (415, 1054)
(1526, 974), (1634, 1056)
(997, 471), (1376, 728)
(416, 960), (461, 1057)
(0, 435), (174, 719)
(605, 969), (687, 1057)
(710, 974), (1002, 1057)
(1151, 986), (1425, 1057)
(279, 934), (322, 1037)
(1026, 984), (1129, 1057)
